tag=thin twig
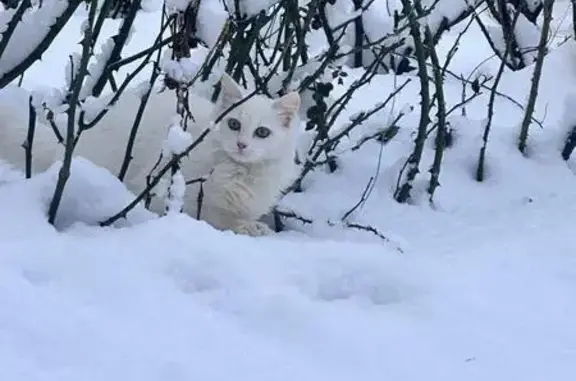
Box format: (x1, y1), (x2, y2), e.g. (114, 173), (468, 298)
(48, 0), (97, 225)
(341, 176), (374, 221)
(276, 209), (403, 253)
(23, 95), (36, 179)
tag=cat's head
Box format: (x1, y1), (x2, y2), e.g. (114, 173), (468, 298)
(212, 74), (300, 164)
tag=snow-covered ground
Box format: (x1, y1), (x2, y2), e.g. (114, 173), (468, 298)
(1, 2), (576, 380)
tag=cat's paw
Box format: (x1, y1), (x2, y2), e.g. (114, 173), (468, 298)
(232, 221), (274, 237)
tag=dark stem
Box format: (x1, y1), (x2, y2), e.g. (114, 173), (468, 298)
(0, 0), (32, 61)
(100, 127), (211, 226)
(23, 95), (36, 179)
(476, 12), (519, 181)
(394, 0), (432, 203)
(426, 26), (447, 203)
(91, 0), (143, 97)
(48, 0), (97, 225)
(517, 0), (553, 154)
(117, 65), (160, 180)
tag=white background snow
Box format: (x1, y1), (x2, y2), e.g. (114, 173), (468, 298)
(1, 1), (576, 380)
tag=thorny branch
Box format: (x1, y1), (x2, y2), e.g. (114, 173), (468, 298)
(48, 0), (98, 225)
(2, 0), (558, 238)
(275, 209), (404, 254)
(0, 0), (84, 88)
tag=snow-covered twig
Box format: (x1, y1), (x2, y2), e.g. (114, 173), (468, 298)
(341, 176), (374, 221)
(117, 17), (167, 181)
(77, 17), (173, 133)
(48, 0), (98, 225)
(0, 0), (83, 88)
(101, 126), (211, 226)
(0, 0), (32, 61)
(476, 10), (521, 182)
(443, 67), (544, 130)
(350, 115), (404, 153)
(394, 0), (432, 204)
(425, 24), (447, 203)
(518, 0), (554, 154)
(478, 0), (545, 71)
(107, 35), (173, 71)
(89, 0), (144, 97)
(288, 65), (410, 194)
(275, 209), (403, 253)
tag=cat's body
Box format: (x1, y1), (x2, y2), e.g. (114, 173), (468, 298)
(0, 75), (301, 236)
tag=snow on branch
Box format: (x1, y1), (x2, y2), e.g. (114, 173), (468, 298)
(0, 0), (83, 88)
(223, 0), (282, 19)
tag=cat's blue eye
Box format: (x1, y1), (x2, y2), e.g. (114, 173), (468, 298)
(254, 126), (271, 138)
(228, 118), (241, 131)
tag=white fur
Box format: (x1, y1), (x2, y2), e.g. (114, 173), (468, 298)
(0, 75), (301, 236)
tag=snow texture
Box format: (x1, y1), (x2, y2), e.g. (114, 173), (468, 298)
(224, 0), (282, 17)
(0, 0), (69, 77)
(160, 51), (202, 84)
(79, 37), (115, 100)
(165, 169), (186, 214)
(162, 119), (194, 156)
(197, 0), (228, 47)
(165, 0), (193, 15)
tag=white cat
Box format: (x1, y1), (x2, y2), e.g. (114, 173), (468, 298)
(0, 74), (301, 236)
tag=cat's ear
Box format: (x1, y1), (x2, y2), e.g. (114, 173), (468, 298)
(219, 73), (243, 107)
(272, 91), (300, 128)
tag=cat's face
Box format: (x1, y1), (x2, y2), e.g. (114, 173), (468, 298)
(213, 74), (300, 164)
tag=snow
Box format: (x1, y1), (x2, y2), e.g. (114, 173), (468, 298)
(133, 80), (152, 98)
(513, 12), (544, 65)
(79, 37), (115, 100)
(423, 0), (483, 34)
(0, 0), (70, 77)
(164, 0), (193, 15)
(14, 8), (162, 89)
(163, 118), (194, 155)
(164, 169), (186, 213)
(224, 0), (282, 18)
(80, 95), (109, 125)
(1, 2), (576, 380)
(1, 155), (576, 380)
(159, 51), (202, 84)
(197, 0), (228, 47)
(0, 8), (15, 37)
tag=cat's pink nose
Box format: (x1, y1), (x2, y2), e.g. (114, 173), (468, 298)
(237, 141), (247, 150)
